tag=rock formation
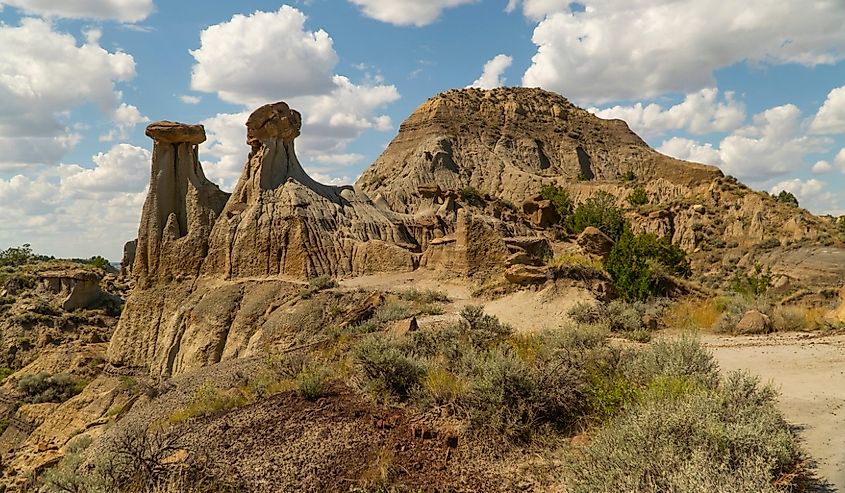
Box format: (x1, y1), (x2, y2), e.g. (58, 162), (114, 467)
(38, 270), (103, 311)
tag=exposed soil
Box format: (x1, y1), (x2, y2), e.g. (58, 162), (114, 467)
(703, 332), (845, 492)
(175, 385), (514, 492)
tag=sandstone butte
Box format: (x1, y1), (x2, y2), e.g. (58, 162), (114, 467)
(107, 87), (843, 380)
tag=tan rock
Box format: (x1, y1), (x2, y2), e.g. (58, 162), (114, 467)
(387, 317), (418, 336)
(735, 310), (772, 335)
(145, 121), (206, 144)
(38, 270), (103, 311)
(505, 265), (548, 285)
(577, 227), (614, 258)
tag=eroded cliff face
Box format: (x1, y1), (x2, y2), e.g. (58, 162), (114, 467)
(356, 87), (723, 214)
(109, 102), (458, 378)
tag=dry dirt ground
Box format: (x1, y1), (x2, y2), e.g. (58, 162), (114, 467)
(703, 332), (845, 492)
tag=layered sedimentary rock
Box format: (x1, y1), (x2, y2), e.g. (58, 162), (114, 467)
(134, 122), (229, 287)
(110, 103), (453, 378)
(356, 87), (723, 214)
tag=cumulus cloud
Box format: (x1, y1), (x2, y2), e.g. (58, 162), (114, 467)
(812, 160), (833, 174)
(768, 178), (841, 215)
(810, 85), (845, 134)
(191, 6), (338, 104)
(99, 102), (149, 141)
(591, 88), (745, 138)
(180, 95), (201, 105)
(0, 18), (139, 169)
(191, 6), (400, 188)
(347, 0), (477, 26)
(468, 54), (513, 89)
(0, 0), (154, 22)
(659, 104), (832, 183)
(0, 144), (150, 259)
(522, 1), (845, 103)
(505, 0), (572, 20)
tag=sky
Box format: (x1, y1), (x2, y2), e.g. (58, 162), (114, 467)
(0, 0), (843, 261)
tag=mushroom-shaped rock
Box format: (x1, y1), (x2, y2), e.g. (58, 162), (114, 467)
(246, 101), (302, 144)
(145, 121), (206, 144)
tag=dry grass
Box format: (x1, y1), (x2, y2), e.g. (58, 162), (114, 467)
(662, 297), (723, 331)
(423, 366), (470, 405)
(771, 305), (826, 332)
(547, 252), (604, 271)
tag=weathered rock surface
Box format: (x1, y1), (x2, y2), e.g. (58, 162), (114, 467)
(735, 310), (772, 335)
(505, 265), (549, 285)
(38, 270), (103, 311)
(357, 87), (722, 215)
(577, 226), (614, 258)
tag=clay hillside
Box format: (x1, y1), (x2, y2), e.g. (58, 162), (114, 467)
(0, 87), (842, 492)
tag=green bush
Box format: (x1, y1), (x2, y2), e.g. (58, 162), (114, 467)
(776, 190), (799, 207)
(297, 363), (331, 401)
(622, 170), (636, 181)
(17, 372), (88, 404)
(623, 337), (720, 389)
(87, 256), (110, 270)
(460, 186), (486, 207)
(396, 288), (449, 303)
(731, 264), (771, 298)
(539, 184), (572, 219)
(627, 187), (649, 206)
(605, 230), (691, 301)
(353, 334), (426, 399)
(565, 191), (626, 240)
(567, 372), (800, 493)
(0, 243), (35, 267)
(298, 275), (338, 299)
(459, 305), (513, 348)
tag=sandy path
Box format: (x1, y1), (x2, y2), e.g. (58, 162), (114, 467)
(703, 332), (845, 491)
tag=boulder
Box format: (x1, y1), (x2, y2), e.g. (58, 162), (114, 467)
(38, 270), (104, 311)
(505, 265), (549, 285)
(735, 310), (772, 335)
(522, 198), (560, 228)
(577, 227), (614, 258)
(387, 317), (418, 336)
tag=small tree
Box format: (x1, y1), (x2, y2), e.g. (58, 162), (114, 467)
(776, 190), (799, 207)
(0, 244), (35, 267)
(627, 188), (648, 206)
(605, 230), (691, 301)
(566, 192), (627, 240)
(539, 184), (572, 219)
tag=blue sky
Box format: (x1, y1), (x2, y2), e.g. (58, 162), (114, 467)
(0, 0), (843, 260)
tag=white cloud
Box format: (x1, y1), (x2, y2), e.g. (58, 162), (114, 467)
(658, 137), (722, 166)
(347, 0), (477, 26)
(0, 0), (154, 22)
(180, 95), (201, 105)
(591, 88), (745, 137)
(522, 1), (845, 103)
(99, 102), (149, 141)
(812, 160), (833, 174)
(505, 0), (570, 20)
(836, 148), (845, 170)
(0, 18), (138, 169)
(191, 6), (400, 188)
(190, 6), (338, 105)
(659, 104), (832, 183)
(768, 178), (841, 215)
(0, 144), (150, 259)
(810, 85), (845, 134)
(468, 54), (514, 89)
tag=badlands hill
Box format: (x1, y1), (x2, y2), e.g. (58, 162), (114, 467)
(0, 87), (841, 491)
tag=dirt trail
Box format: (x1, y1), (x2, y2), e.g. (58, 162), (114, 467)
(703, 332), (845, 492)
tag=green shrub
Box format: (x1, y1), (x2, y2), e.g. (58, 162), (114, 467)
(168, 382), (250, 424)
(605, 230), (691, 301)
(622, 170), (636, 181)
(567, 301), (603, 324)
(565, 191), (626, 240)
(586, 369), (640, 422)
(0, 243), (35, 267)
(396, 288), (450, 303)
(353, 334), (426, 399)
(731, 264), (771, 298)
(567, 372), (800, 493)
(623, 337), (720, 389)
(460, 186), (486, 207)
(459, 305), (513, 348)
(776, 190), (799, 207)
(298, 275), (338, 299)
(539, 184), (572, 219)
(627, 187), (649, 206)
(87, 255), (110, 270)
(297, 363), (331, 401)
(17, 372), (88, 404)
